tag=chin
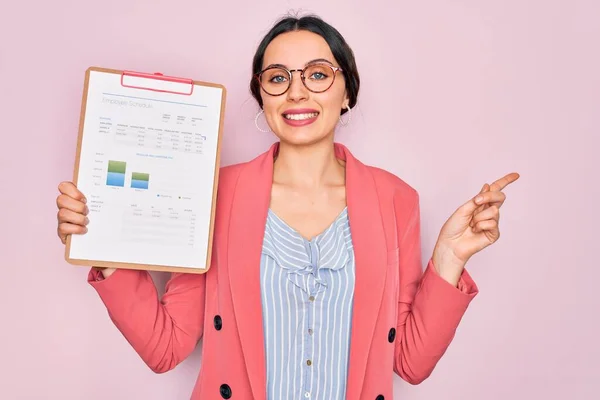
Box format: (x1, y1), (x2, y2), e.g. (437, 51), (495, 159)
(267, 109), (337, 146)
(277, 131), (332, 147)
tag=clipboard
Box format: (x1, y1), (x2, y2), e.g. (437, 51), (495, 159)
(65, 66), (226, 274)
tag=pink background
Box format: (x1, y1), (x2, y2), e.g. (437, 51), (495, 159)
(1, 0), (598, 399)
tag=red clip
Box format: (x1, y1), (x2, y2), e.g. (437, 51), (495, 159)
(120, 70), (194, 95)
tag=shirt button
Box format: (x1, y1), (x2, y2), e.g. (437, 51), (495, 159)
(306, 359), (312, 366)
(309, 295), (315, 301)
(304, 392), (311, 398)
(308, 328), (313, 335)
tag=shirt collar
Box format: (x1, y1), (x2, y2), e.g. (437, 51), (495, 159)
(262, 207), (352, 294)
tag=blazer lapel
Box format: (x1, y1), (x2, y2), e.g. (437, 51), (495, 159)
(227, 143), (276, 400)
(336, 143), (388, 400)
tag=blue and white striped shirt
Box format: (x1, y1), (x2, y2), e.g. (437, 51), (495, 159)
(260, 207), (356, 400)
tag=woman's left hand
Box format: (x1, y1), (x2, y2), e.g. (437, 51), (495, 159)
(432, 172), (520, 286)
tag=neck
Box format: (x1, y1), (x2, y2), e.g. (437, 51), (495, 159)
(273, 139), (345, 189)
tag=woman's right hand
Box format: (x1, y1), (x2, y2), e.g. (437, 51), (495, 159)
(56, 181), (116, 278)
(56, 181), (88, 243)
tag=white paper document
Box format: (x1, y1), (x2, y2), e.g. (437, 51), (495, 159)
(68, 69), (224, 270)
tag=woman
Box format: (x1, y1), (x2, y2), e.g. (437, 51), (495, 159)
(55, 14), (519, 400)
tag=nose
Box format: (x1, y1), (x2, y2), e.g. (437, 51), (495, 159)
(286, 70), (308, 102)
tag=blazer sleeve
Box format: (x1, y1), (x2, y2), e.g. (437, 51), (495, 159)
(87, 267), (206, 373)
(393, 190), (478, 384)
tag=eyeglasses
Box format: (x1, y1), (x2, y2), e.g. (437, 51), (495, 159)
(255, 62), (344, 96)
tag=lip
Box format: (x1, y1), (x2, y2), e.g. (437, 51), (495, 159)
(282, 108), (319, 115)
(281, 108), (320, 127)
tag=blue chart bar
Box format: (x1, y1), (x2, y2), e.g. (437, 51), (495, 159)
(131, 179), (149, 189)
(106, 171), (125, 187)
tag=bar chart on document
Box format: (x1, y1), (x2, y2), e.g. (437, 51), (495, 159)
(69, 70), (223, 269)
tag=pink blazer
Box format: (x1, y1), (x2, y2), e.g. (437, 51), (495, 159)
(87, 142), (478, 400)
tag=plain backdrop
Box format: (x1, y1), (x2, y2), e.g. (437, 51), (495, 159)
(1, 0), (598, 399)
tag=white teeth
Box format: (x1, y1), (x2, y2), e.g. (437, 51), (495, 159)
(284, 112), (318, 120)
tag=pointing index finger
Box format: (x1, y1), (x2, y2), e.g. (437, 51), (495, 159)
(489, 172), (520, 191)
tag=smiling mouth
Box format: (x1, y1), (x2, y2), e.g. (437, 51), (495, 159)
(283, 112), (319, 121)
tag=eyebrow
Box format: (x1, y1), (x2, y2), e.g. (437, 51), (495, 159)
(264, 58), (336, 69)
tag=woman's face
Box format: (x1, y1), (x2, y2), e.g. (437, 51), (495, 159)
(259, 30), (349, 146)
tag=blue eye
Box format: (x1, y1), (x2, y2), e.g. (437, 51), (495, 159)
(270, 75), (287, 84)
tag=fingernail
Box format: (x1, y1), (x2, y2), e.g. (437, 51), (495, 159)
(84, 206), (89, 215)
(82, 197), (87, 203)
(84, 217), (89, 225)
(475, 196), (483, 204)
